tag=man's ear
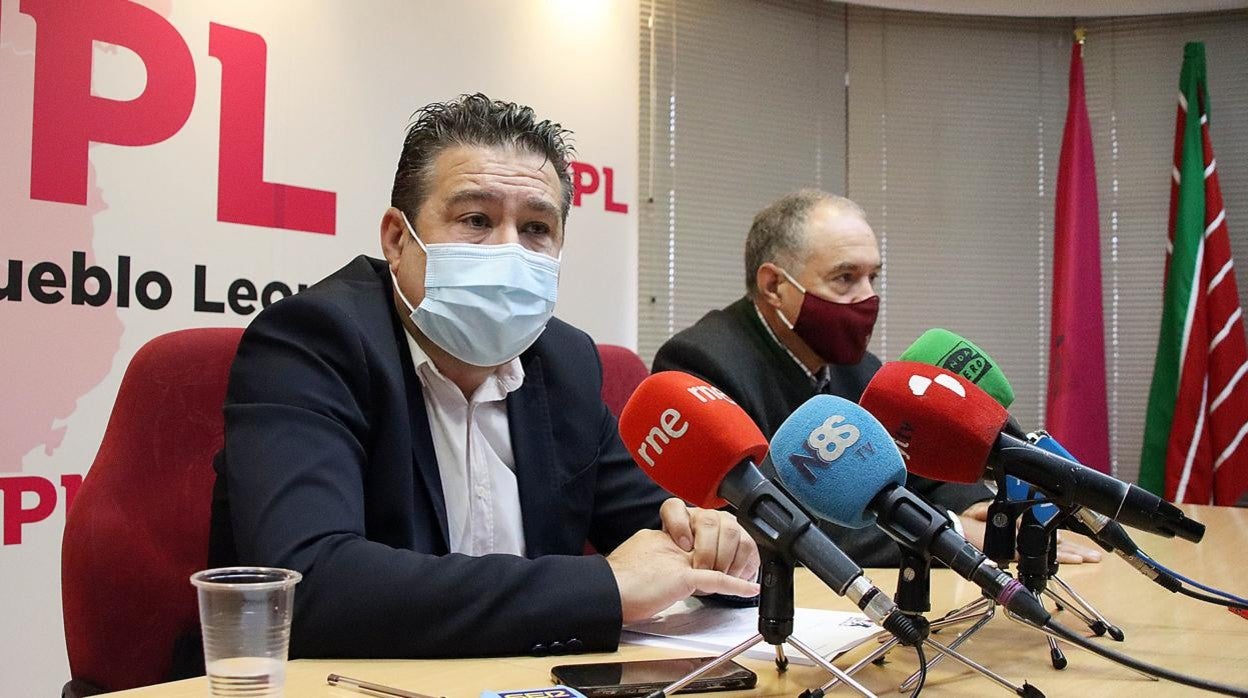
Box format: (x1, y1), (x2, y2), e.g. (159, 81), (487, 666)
(379, 207), (407, 272)
(756, 263), (785, 308)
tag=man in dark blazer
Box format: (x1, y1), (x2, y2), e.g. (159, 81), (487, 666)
(208, 95), (759, 663)
(654, 191), (1102, 567)
(653, 190), (993, 567)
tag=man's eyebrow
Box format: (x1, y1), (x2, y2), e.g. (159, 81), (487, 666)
(445, 189), (503, 208)
(521, 195), (561, 220)
(826, 261), (883, 275)
(444, 190), (560, 219)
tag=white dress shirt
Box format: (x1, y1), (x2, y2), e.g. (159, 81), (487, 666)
(405, 332), (527, 557)
(753, 302), (823, 385)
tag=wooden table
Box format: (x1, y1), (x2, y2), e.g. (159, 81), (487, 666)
(114, 505), (1248, 697)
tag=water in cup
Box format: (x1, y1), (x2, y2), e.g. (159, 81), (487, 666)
(192, 567), (301, 698)
(205, 657), (286, 697)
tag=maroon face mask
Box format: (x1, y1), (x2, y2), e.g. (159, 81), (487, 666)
(779, 271), (879, 365)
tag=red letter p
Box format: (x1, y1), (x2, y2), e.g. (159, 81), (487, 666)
(1, 476), (57, 546)
(22, 0), (196, 205)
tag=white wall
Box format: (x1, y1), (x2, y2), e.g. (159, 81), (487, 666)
(0, 0), (639, 693)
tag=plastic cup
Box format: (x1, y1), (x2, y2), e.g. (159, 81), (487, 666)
(191, 567), (302, 697)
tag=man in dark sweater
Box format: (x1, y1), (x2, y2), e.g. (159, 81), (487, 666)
(654, 190), (1100, 567)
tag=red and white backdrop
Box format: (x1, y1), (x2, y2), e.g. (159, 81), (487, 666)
(0, 0), (639, 691)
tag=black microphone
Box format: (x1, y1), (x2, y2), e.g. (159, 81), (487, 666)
(993, 432), (1205, 543)
(768, 394), (1051, 627)
(1026, 433), (1187, 592)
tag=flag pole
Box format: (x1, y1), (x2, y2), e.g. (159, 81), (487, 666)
(1046, 25), (1111, 474)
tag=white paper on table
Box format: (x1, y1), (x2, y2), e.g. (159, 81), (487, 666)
(620, 598), (882, 666)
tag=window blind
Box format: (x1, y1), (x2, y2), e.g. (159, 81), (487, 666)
(638, 0), (847, 363)
(637, 2), (1248, 485)
(845, 6), (1070, 438)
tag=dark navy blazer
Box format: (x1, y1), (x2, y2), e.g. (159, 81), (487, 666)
(208, 256), (668, 659)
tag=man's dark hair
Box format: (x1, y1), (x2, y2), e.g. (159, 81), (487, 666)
(391, 93), (576, 225)
(744, 189), (866, 297)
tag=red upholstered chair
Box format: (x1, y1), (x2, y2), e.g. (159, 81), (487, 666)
(61, 328), (243, 696)
(597, 344), (650, 417)
(58, 335), (641, 694)
(591, 344), (650, 555)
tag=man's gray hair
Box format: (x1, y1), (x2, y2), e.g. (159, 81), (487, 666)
(744, 189), (865, 297)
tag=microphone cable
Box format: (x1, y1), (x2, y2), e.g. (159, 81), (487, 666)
(1059, 503), (1247, 612)
(1134, 550), (1248, 609)
(1043, 619), (1248, 697)
(1175, 585), (1248, 612)
(797, 641), (929, 698)
(909, 642), (927, 698)
(1101, 534), (1248, 612)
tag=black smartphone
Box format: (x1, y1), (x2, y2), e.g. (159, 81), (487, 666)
(550, 657), (757, 697)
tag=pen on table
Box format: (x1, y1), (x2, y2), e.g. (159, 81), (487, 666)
(327, 673), (446, 698)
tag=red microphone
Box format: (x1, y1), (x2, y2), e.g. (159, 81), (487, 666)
(618, 371), (926, 646)
(618, 371), (768, 508)
(858, 361), (1008, 484)
(860, 361), (1205, 542)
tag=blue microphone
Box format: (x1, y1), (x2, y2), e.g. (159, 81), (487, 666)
(770, 395), (1050, 626)
(769, 395), (906, 529)
(1003, 474), (1053, 524)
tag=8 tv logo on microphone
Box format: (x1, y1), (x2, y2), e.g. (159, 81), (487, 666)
(808, 416), (861, 462)
(792, 414), (865, 484)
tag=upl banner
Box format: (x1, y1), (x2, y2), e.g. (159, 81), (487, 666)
(0, 0), (639, 691)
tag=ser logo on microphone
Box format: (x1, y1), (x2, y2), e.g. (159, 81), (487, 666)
(790, 415), (873, 483)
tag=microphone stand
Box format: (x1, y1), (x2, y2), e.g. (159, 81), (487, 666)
(1016, 506), (1069, 669)
(925, 470), (1129, 673)
(1016, 431), (1126, 643)
(1018, 504), (1134, 666)
(645, 550), (878, 698)
(997, 514), (1158, 682)
(885, 480), (1023, 682)
(813, 545), (1043, 698)
(1032, 512), (1126, 642)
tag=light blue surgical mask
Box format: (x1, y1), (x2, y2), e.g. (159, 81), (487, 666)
(390, 211), (560, 367)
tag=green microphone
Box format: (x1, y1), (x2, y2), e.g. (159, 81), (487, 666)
(898, 328), (1015, 408)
